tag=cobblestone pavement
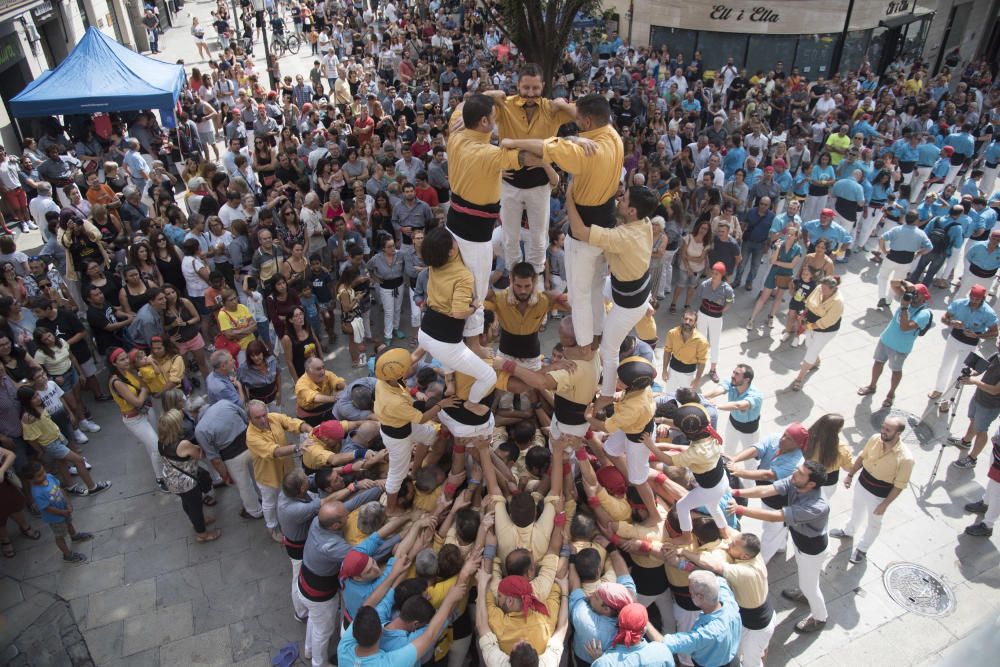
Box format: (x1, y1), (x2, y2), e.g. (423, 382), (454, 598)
(1, 4), (998, 665)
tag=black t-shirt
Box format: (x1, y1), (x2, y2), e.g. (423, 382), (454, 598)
(37, 310), (90, 364)
(730, 77), (747, 96)
(87, 304), (127, 356)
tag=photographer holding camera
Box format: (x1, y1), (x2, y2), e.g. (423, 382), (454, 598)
(928, 285), (999, 410)
(857, 281), (932, 409)
(950, 352), (1000, 469)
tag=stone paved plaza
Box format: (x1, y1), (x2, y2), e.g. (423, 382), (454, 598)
(2, 5), (999, 665)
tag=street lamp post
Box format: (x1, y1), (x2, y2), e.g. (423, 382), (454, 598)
(252, 0), (277, 90)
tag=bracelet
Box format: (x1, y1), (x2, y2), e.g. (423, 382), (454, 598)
(609, 534), (622, 547)
(483, 544), (497, 559)
(348, 482), (357, 493)
(638, 540), (652, 553)
(559, 545), (572, 557)
(562, 461), (571, 476)
(444, 483), (458, 497)
(453, 444), (467, 454)
(469, 479), (481, 486)
(587, 496), (601, 508)
(735, 506), (745, 516)
(731, 488), (741, 497)
(501, 360), (517, 375)
(654, 472), (667, 485)
(575, 449), (589, 461)
(343, 463), (354, 475)
(605, 543), (618, 554)
(554, 511), (567, 527)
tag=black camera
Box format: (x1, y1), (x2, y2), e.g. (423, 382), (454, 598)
(962, 351), (997, 376)
(902, 290), (914, 304)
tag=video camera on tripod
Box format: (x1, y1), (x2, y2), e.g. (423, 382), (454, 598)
(959, 351), (998, 379)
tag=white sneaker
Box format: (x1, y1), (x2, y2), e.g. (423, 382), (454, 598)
(80, 419), (101, 433)
(20, 222), (30, 233)
(790, 335), (802, 348)
(68, 465), (79, 476)
(26, 220), (38, 230)
(83, 457), (92, 470)
(780, 331), (791, 342)
(74, 430), (89, 444)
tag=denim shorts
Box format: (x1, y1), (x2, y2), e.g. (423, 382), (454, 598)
(873, 341), (909, 372)
(969, 398), (1000, 434)
(676, 270), (704, 290)
(54, 367), (80, 393)
(42, 438), (72, 462)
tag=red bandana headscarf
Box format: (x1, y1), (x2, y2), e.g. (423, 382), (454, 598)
(612, 602), (648, 647)
(596, 582), (633, 612)
(497, 575), (549, 618)
(339, 550), (370, 585)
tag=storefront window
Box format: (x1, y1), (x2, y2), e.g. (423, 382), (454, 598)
(868, 27), (888, 73)
(794, 34), (837, 78)
(901, 16), (931, 61)
(839, 29), (871, 75)
(648, 27), (698, 60)
(697, 31), (748, 72)
(746, 35), (798, 78)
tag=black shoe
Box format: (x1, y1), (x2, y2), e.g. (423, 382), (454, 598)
(965, 522), (993, 537)
(965, 500), (989, 514)
(781, 587), (806, 602)
(877, 298), (888, 309)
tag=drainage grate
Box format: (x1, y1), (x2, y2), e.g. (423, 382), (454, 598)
(883, 563), (955, 617)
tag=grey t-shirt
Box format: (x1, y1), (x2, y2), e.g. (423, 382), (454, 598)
(772, 476), (829, 555)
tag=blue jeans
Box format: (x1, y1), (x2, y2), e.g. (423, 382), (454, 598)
(909, 251), (947, 286)
(734, 239), (767, 285)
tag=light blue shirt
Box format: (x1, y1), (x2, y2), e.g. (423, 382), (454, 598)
(723, 147), (747, 180)
(882, 224), (932, 253)
(342, 532), (393, 622)
(769, 212), (801, 235)
(916, 142), (941, 167)
(802, 220), (852, 249)
(592, 639), (676, 667)
(662, 578), (741, 667)
(927, 215), (966, 254)
(879, 303), (932, 354)
(944, 132), (975, 157)
(721, 380), (763, 425)
(831, 177), (865, 204)
(206, 371), (243, 408)
(337, 632), (417, 666)
(891, 138), (918, 163)
(754, 433), (804, 480)
(965, 240), (1000, 272)
(984, 140), (1000, 165)
(570, 575), (638, 662)
(931, 157), (951, 180)
(946, 298), (998, 335)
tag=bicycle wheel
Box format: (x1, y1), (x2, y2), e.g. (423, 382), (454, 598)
(270, 39), (285, 59)
(285, 34), (301, 55)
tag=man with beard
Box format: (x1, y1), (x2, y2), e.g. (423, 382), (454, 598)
(661, 309), (709, 393)
(485, 64), (576, 284)
(485, 262), (570, 372)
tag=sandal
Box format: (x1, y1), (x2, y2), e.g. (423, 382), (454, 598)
(791, 380), (802, 392)
(202, 495), (217, 506)
(19, 526), (40, 540)
(928, 391), (942, 400)
(1, 541), (13, 558)
(857, 386), (877, 397)
(709, 370), (720, 383)
(195, 530), (221, 543)
(882, 396), (895, 408)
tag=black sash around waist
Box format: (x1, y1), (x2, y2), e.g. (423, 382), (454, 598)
(987, 161), (998, 169)
(669, 581), (700, 611)
(446, 193), (499, 243)
(859, 467), (893, 498)
(499, 329), (541, 359)
(950, 153), (966, 166)
(970, 262), (998, 278)
(443, 390), (495, 426)
(822, 468), (840, 487)
(789, 527), (828, 555)
(381, 422), (413, 439)
(571, 196), (617, 240)
(219, 430), (248, 461)
(626, 419), (655, 443)
(700, 300), (725, 318)
(553, 394), (588, 425)
(611, 271), (652, 308)
(739, 600), (775, 630)
(951, 327), (979, 345)
(381, 276), (404, 290)
(669, 356), (697, 373)
(899, 161), (915, 173)
(626, 556), (669, 595)
(693, 457), (725, 488)
(421, 307), (465, 344)
(886, 249), (916, 264)
(298, 561), (340, 602)
(247, 379), (279, 404)
(505, 165), (551, 189)
(283, 536), (305, 560)
(729, 414), (760, 434)
(808, 184), (829, 196)
(835, 197), (860, 220)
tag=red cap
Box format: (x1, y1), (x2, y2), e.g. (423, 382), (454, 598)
(784, 422), (809, 450)
(970, 285), (988, 299)
(942, 146), (955, 156)
(862, 113), (872, 120)
(711, 261), (727, 274)
(764, 166), (774, 173)
(312, 420), (346, 441)
(821, 208), (835, 217)
(913, 283), (931, 302)
(773, 158), (786, 168)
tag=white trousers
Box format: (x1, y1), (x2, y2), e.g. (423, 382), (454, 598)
(497, 350), (543, 371)
(290, 557), (308, 618)
(565, 237), (608, 346)
(672, 602), (701, 666)
(946, 163), (963, 187)
(549, 417), (590, 441)
(500, 181), (550, 273)
(448, 233), (492, 337)
(417, 329), (496, 402)
(407, 284), (422, 328)
(674, 473), (730, 532)
(833, 209), (858, 241)
(857, 207), (883, 249)
(803, 329), (836, 365)
(877, 258), (912, 301)
(660, 248), (678, 295)
(599, 301), (649, 396)
(260, 484), (280, 530)
(302, 594), (337, 667)
(957, 270), (996, 296)
(821, 481), (838, 501)
(603, 430), (652, 485)
(382, 422), (437, 494)
(637, 590), (673, 633)
(225, 449), (262, 517)
(795, 546), (828, 622)
(981, 478), (1000, 526)
(980, 165), (998, 199)
(664, 368), (695, 394)
(378, 285), (403, 340)
(760, 515), (788, 563)
(723, 419), (759, 459)
(801, 195), (827, 224)
(842, 483), (886, 553)
(437, 410), (494, 440)
(696, 313), (724, 365)
(122, 412), (163, 483)
(911, 166), (933, 199)
(943, 241), (965, 279)
(934, 335), (977, 395)
(739, 614), (776, 667)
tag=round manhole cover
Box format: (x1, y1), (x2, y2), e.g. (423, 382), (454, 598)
(883, 563), (955, 617)
(869, 409), (936, 447)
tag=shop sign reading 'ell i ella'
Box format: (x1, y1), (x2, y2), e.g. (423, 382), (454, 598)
(709, 5), (781, 25)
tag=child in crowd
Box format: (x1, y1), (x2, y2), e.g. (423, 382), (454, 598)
(785, 264), (816, 347)
(27, 460), (96, 563)
(241, 275), (271, 347)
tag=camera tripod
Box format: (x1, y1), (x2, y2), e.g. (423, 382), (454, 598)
(925, 371), (968, 491)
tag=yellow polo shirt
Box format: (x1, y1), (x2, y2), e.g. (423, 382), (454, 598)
(374, 380), (422, 429)
(486, 582), (561, 655)
(426, 254), (475, 317)
(447, 129), (521, 205)
(494, 96), (573, 141)
(589, 220), (653, 281)
(246, 412), (304, 488)
(859, 434), (914, 489)
(295, 370), (345, 411)
(542, 125), (623, 206)
(664, 326), (709, 366)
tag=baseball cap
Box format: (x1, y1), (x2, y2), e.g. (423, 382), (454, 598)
(942, 146), (955, 156)
(912, 283), (931, 302)
(821, 208), (834, 217)
(970, 284), (988, 299)
(711, 261), (727, 274)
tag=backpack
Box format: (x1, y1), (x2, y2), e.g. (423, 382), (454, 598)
(928, 219), (960, 253)
(915, 307), (934, 336)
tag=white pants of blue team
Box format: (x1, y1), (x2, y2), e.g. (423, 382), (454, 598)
(417, 329), (496, 401)
(842, 483), (887, 553)
(565, 237), (608, 346)
(833, 208), (858, 242)
(957, 268), (996, 297)
(382, 422), (438, 494)
(448, 233), (492, 337)
(934, 335), (977, 395)
(981, 165), (998, 199)
(857, 207), (883, 250)
(877, 258), (913, 301)
(378, 285), (403, 340)
(407, 284), (422, 328)
(740, 614), (776, 667)
(795, 545), (828, 622)
(674, 473), (730, 532)
(437, 410), (495, 441)
(943, 239), (967, 279)
(602, 430), (651, 485)
(500, 181), (550, 274)
(302, 593), (337, 667)
(290, 557), (308, 618)
(724, 419), (759, 459)
(672, 603), (701, 666)
(946, 162), (964, 187)
(599, 301), (649, 396)
(911, 166), (933, 199)
(695, 313), (724, 365)
(760, 516), (788, 563)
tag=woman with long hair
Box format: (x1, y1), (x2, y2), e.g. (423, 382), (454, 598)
(280, 306), (321, 383)
(129, 240), (163, 286)
(0, 263), (26, 305)
(0, 333), (39, 383)
(747, 225), (805, 329)
(802, 153), (835, 222)
(237, 339), (281, 406)
(107, 347), (164, 489)
(150, 231), (186, 295)
(337, 266), (366, 366)
(281, 241), (310, 292)
(265, 275), (300, 340)
(118, 265), (154, 317)
(162, 283), (210, 379)
(791, 276), (844, 392)
(670, 218), (713, 313)
(32, 327), (86, 428)
(370, 191), (394, 241)
(805, 413), (853, 500)
(157, 408), (220, 542)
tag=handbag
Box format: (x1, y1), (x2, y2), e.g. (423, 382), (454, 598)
(215, 310), (245, 362)
(164, 458), (213, 494)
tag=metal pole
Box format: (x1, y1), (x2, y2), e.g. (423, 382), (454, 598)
(262, 24), (275, 90)
(829, 0), (856, 76)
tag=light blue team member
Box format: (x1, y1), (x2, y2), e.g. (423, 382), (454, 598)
(655, 573), (741, 667)
(912, 135), (942, 198)
(909, 206), (966, 288)
(942, 196), (982, 281)
(768, 199), (803, 242)
(930, 284), (999, 405)
(876, 211), (932, 308)
(802, 155), (836, 222)
(858, 281), (932, 409)
(943, 123), (976, 186)
(726, 423), (809, 563)
(569, 548), (637, 664)
(927, 146), (956, 194)
(829, 171), (866, 258)
(592, 602), (676, 667)
(891, 133), (920, 187)
(802, 208), (852, 258)
(959, 227), (1000, 295)
(980, 138), (1000, 197)
(771, 158), (794, 212)
(704, 363), (764, 458)
(960, 171), (983, 199)
(916, 191), (939, 223)
(858, 170), (894, 252)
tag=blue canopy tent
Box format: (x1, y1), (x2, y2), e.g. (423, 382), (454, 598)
(9, 27), (185, 128)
